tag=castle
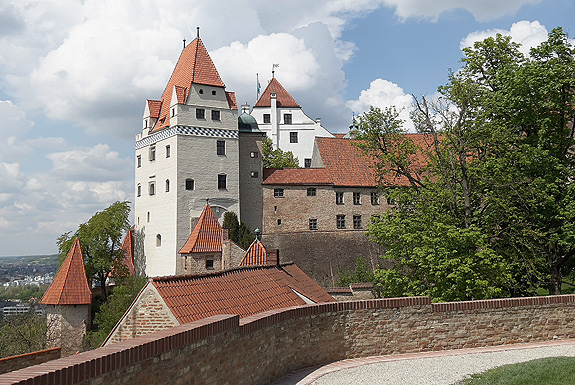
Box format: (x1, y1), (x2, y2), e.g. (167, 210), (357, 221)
(134, 34), (384, 281)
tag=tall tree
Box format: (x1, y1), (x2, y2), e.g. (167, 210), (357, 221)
(57, 201), (131, 300)
(261, 136), (299, 168)
(360, 28), (575, 300)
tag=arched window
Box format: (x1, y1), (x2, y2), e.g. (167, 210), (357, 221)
(156, 234), (162, 247)
(165, 179), (170, 192)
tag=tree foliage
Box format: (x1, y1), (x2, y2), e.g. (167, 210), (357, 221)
(0, 307), (49, 358)
(261, 135), (299, 168)
(359, 28), (575, 301)
(57, 201), (131, 300)
(338, 257), (377, 287)
(83, 275), (147, 350)
(222, 211), (255, 250)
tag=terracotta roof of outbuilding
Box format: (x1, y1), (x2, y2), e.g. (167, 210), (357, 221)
(179, 205), (222, 254)
(239, 239), (268, 266)
(147, 100), (161, 118)
(254, 77), (300, 108)
(262, 167), (332, 186)
(152, 38), (225, 132)
(40, 238), (91, 305)
(151, 263), (334, 324)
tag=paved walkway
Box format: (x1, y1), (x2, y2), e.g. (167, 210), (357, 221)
(271, 339), (575, 385)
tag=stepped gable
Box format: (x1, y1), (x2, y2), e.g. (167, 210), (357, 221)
(151, 263), (335, 324)
(153, 37), (226, 132)
(179, 204), (223, 254)
(239, 238), (268, 266)
(254, 77), (300, 108)
(40, 238), (91, 305)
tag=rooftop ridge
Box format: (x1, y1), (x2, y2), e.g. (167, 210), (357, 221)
(152, 261), (296, 282)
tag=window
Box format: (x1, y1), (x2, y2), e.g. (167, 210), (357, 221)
(165, 179), (170, 192)
(185, 179), (194, 190)
(304, 158), (311, 168)
(199, 89), (204, 94)
(218, 174), (227, 189)
(212, 90), (216, 96)
(212, 110), (220, 121)
(171, 108), (175, 117)
(336, 215), (346, 229)
(284, 113), (292, 124)
(196, 108), (205, 119)
(263, 114), (270, 124)
(251, 171), (259, 178)
(149, 182), (156, 196)
(307, 188), (316, 197)
(290, 132), (298, 143)
(149, 146), (156, 161)
(137, 155), (141, 168)
(137, 184), (141, 197)
(156, 234), (162, 247)
(165, 145), (170, 158)
(147, 212), (150, 222)
(217, 140), (225, 155)
(336, 192), (344, 205)
(277, 219), (282, 225)
(205, 258), (214, 270)
(371, 192), (379, 205)
(309, 219), (318, 230)
(353, 192), (361, 205)
(250, 151), (259, 158)
(353, 215), (362, 229)
(274, 188), (284, 197)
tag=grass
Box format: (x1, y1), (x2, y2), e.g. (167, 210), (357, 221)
(459, 356), (575, 385)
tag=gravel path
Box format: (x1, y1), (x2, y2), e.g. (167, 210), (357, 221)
(310, 342), (575, 385)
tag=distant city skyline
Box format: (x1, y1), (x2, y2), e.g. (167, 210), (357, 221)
(0, 0), (573, 256)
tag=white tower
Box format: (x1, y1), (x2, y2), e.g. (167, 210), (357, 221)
(135, 36), (240, 277)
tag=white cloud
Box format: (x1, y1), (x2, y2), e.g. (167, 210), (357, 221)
(382, 0), (542, 22)
(346, 78), (414, 131)
(460, 20), (549, 55)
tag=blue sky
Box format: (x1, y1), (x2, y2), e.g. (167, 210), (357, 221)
(0, 0), (573, 256)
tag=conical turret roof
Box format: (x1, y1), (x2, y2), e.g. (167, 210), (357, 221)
(179, 205), (223, 254)
(40, 238), (91, 305)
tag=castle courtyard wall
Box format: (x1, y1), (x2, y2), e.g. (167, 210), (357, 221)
(4, 295), (575, 385)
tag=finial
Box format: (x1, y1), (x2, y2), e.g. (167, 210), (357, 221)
(206, 198), (209, 206)
(254, 228), (261, 240)
(196, 27), (200, 39)
(272, 63), (279, 78)
(183, 38), (186, 49)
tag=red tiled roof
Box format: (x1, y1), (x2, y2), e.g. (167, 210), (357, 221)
(239, 239), (268, 266)
(40, 238), (91, 305)
(147, 100), (161, 118)
(174, 86), (187, 104)
(254, 77), (300, 108)
(225, 91), (238, 111)
(152, 263), (334, 324)
(152, 38), (225, 132)
(262, 168), (332, 186)
(119, 229), (135, 275)
(179, 205), (222, 254)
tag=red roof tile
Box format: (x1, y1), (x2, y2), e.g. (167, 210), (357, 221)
(254, 78), (300, 108)
(152, 263), (334, 324)
(119, 229), (135, 275)
(152, 38), (225, 132)
(225, 91), (238, 111)
(40, 238), (91, 305)
(262, 168), (332, 185)
(147, 100), (161, 118)
(179, 205), (223, 254)
(239, 239), (268, 266)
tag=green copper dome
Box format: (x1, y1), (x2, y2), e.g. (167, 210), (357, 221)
(238, 113), (261, 132)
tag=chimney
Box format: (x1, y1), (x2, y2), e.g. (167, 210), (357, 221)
(266, 249), (280, 266)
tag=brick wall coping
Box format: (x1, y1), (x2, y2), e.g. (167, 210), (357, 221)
(3, 294), (575, 384)
(0, 349), (61, 365)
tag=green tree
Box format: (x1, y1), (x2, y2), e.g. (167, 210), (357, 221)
(0, 307), (48, 358)
(57, 201), (131, 300)
(338, 257), (376, 287)
(360, 28), (575, 300)
(83, 275), (147, 350)
(222, 211), (255, 250)
(261, 136), (299, 168)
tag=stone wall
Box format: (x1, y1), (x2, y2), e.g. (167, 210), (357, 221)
(45, 305), (90, 357)
(0, 348), (61, 375)
(5, 295), (575, 385)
